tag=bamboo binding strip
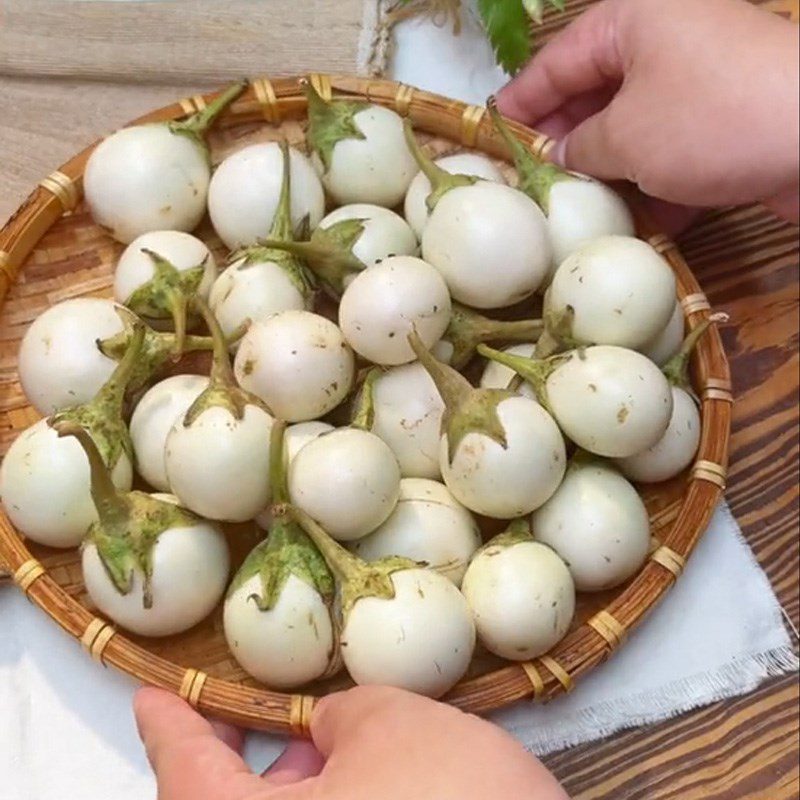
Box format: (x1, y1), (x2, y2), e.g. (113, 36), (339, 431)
(0, 75), (731, 733)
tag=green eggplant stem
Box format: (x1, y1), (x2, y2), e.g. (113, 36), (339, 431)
(280, 503), (363, 584)
(407, 328), (472, 412)
(351, 368), (381, 431)
(269, 420), (289, 505)
(192, 296), (236, 388)
(662, 312), (728, 388)
(182, 79), (248, 136)
(402, 119), (476, 211)
(52, 421), (127, 526)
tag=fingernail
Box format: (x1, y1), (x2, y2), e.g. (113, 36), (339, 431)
(551, 137), (568, 167)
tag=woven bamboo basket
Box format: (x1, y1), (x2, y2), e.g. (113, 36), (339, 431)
(0, 75), (732, 736)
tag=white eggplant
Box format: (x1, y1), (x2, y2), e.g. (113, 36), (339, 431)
(233, 310), (355, 422)
(56, 424), (229, 636)
(130, 374), (210, 492)
(488, 101), (634, 285)
(532, 457), (650, 592)
(165, 300), (273, 521)
(410, 332), (566, 519)
(114, 231), (216, 353)
(480, 343), (673, 458)
(367, 363), (445, 480)
(288, 505), (475, 698)
(404, 152), (505, 238)
(18, 298), (124, 414)
(208, 141), (324, 250)
(405, 122), (551, 308)
(303, 80), (417, 207)
(352, 478), (482, 586)
(319, 204), (417, 268)
(538, 235), (677, 356)
(461, 518), (575, 659)
(224, 423), (339, 687)
(84, 81), (246, 244)
(338, 255), (451, 366)
(288, 425), (401, 542)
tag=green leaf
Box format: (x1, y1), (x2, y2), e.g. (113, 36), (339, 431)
(477, 0), (533, 75)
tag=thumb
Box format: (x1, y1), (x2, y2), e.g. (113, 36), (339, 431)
(134, 687), (265, 800)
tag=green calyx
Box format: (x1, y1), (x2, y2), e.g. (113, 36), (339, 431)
(534, 299), (585, 358)
(125, 248), (209, 357)
(408, 329), (513, 464)
(477, 342), (565, 413)
(444, 302), (543, 369)
(97, 306), (242, 393)
(259, 217), (367, 296)
(403, 119), (478, 212)
(227, 141), (315, 300)
(51, 321), (145, 469)
(168, 79), (249, 157)
(227, 522), (336, 611)
(53, 421), (199, 607)
(662, 313), (728, 392)
(350, 367), (381, 431)
(487, 98), (572, 214)
(227, 422), (335, 609)
(478, 517), (534, 555)
(283, 503), (420, 618)
(302, 78), (369, 173)
(182, 297), (270, 425)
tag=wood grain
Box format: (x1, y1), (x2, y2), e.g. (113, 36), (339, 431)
(542, 205), (800, 799)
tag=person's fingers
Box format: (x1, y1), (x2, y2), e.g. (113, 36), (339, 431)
(310, 685), (426, 758)
(639, 198), (702, 238)
(533, 84), (620, 139)
(495, 0), (625, 126)
(209, 719), (245, 755)
(262, 740), (326, 786)
(134, 687), (265, 800)
(558, 102), (632, 180)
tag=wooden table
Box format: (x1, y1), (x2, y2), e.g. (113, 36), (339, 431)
(541, 204), (800, 799)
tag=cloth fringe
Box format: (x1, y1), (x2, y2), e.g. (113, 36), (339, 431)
(508, 645), (799, 756)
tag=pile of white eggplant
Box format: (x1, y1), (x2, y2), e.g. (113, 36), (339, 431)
(0, 81), (719, 699)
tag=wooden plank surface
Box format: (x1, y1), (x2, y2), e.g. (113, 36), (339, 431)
(541, 205), (800, 799)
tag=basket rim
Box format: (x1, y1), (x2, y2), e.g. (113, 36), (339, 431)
(0, 74), (732, 734)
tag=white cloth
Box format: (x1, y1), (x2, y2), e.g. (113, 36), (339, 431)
(1, 9), (797, 800)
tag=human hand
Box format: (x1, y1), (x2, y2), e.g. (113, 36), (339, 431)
(134, 684), (569, 799)
(496, 0), (800, 227)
